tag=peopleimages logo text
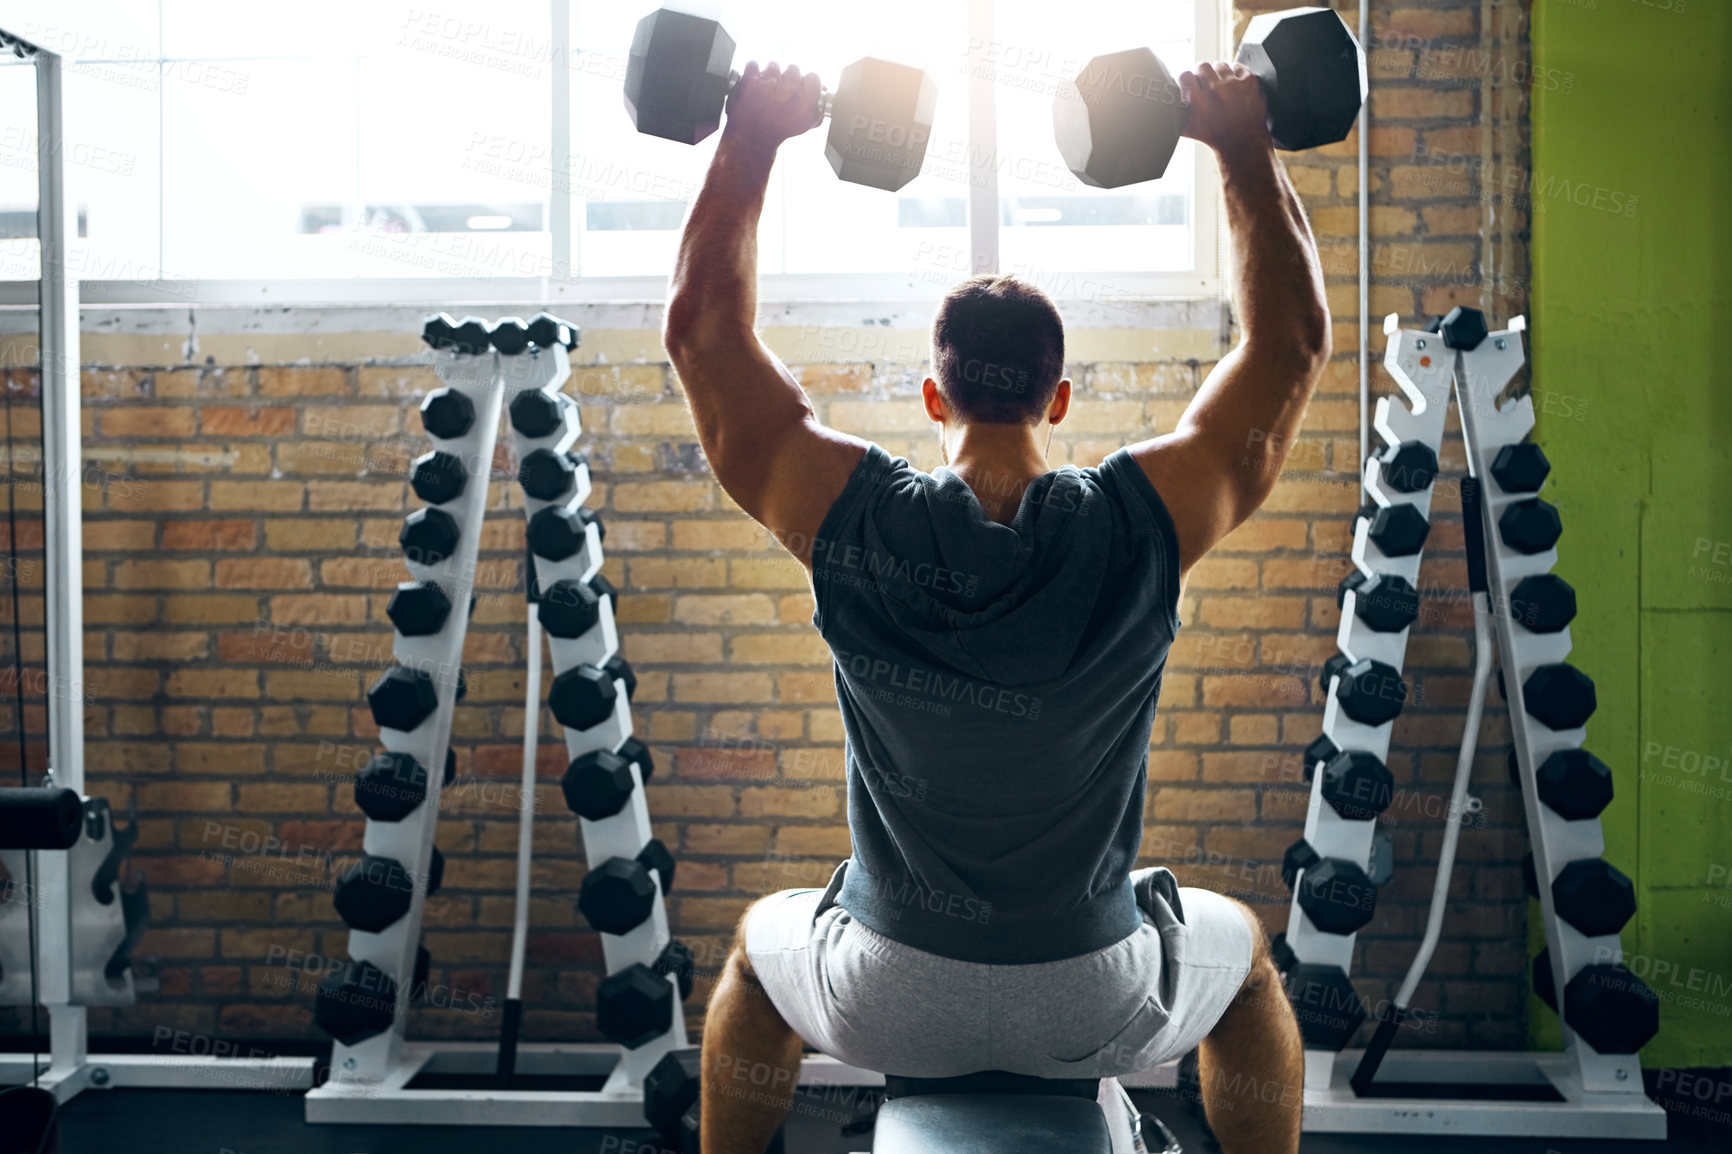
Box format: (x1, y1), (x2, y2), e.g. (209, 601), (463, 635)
(831, 646), (1043, 721)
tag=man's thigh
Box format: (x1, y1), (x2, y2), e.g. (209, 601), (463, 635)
(1111, 870), (1260, 1070)
(739, 888), (990, 1077)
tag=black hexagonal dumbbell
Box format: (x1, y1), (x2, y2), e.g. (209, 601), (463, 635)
(412, 944), (432, 1002)
(589, 573), (619, 613)
(354, 751), (428, 822)
(579, 856), (658, 936)
(604, 654), (636, 700)
(1319, 652), (1351, 696)
(1055, 8), (1363, 188)
(519, 448), (577, 502)
(654, 940), (695, 1002)
(1563, 964), (1660, 1054)
(367, 666), (439, 732)
(1499, 498), (1563, 554)
(528, 506), (588, 562)
(425, 846), (445, 897)
(563, 749), (636, 821)
(1302, 734), (1338, 784)
(1490, 441), (1550, 494)
(400, 507), (460, 567)
(1438, 305), (1488, 351)
(510, 388), (571, 440)
(1336, 569), (1367, 609)
(618, 736), (655, 783)
(1532, 947), (1558, 1013)
(1269, 931), (1297, 975)
(1334, 658), (1407, 727)
(1535, 748), (1613, 821)
(550, 664), (618, 732)
(538, 579), (602, 640)
(1524, 663), (1596, 731)
(1377, 440), (1439, 494)
(644, 1047), (702, 1145)
(597, 962), (674, 1050)
(580, 507), (606, 544)
(333, 854), (415, 932)
(1281, 837), (1319, 891)
(1348, 573), (1420, 633)
(1367, 504), (1430, 557)
(490, 316), (531, 356)
(1283, 963), (1367, 1051)
(421, 313), (493, 356)
(315, 958), (398, 1046)
(386, 581), (453, 637)
(627, 8), (937, 191)
(1509, 574), (1576, 634)
(1552, 859), (1636, 939)
(1522, 850), (1541, 900)
(1297, 857), (1378, 936)
(419, 387), (476, 440)
(527, 312), (579, 350)
(638, 837), (676, 895)
(410, 450), (467, 506)
(1321, 748), (1394, 821)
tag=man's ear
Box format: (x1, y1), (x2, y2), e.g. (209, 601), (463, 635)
(922, 377), (948, 424)
(1047, 378), (1072, 426)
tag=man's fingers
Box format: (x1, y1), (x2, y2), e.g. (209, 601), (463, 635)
(1178, 70), (1201, 102)
(802, 72), (823, 125)
(1193, 61), (1220, 86)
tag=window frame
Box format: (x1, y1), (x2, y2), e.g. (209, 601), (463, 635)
(0, 0), (1224, 309)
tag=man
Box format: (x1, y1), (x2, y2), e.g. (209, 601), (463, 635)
(662, 53), (1328, 1154)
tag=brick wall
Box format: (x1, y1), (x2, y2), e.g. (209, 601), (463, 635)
(0, 0), (1532, 1055)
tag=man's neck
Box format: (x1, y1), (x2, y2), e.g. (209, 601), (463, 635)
(943, 423), (1051, 525)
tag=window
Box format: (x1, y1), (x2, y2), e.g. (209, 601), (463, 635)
(0, 0), (1220, 303)
(0, 60), (42, 281)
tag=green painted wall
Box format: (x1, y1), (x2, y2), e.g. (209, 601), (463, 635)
(1530, 0), (1732, 1066)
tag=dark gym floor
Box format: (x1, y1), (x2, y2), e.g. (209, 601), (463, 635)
(29, 1085), (1732, 1154)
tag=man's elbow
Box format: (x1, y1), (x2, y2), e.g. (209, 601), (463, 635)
(663, 300), (754, 367)
(1294, 301), (1333, 376)
(1248, 308), (1331, 383)
(662, 295), (704, 362)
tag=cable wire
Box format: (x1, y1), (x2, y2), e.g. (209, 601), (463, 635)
(4, 357), (43, 1086)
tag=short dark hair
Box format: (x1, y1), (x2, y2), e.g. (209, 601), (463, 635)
(930, 275), (1066, 425)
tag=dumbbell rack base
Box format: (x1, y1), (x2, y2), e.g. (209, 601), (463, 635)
(304, 1046), (901, 1127)
(1302, 1049), (1664, 1138)
(0, 1052), (314, 1102)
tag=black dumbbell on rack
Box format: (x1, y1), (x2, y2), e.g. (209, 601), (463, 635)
(1053, 7), (1367, 188)
(624, 7), (939, 191)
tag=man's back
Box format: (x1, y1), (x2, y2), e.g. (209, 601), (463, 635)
(813, 444), (1185, 963)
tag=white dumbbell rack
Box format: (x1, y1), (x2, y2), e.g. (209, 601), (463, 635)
(305, 325), (685, 1126)
(1288, 313), (1664, 1139)
(303, 320), (897, 1126)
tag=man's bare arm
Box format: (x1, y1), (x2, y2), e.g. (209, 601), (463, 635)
(1130, 63), (1331, 577)
(663, 63), (867, 568)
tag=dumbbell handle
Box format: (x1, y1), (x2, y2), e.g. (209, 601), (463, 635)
(723, 69), (836, 121)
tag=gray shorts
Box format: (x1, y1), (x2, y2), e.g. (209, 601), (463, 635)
(743, 866), (1255, 1080)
